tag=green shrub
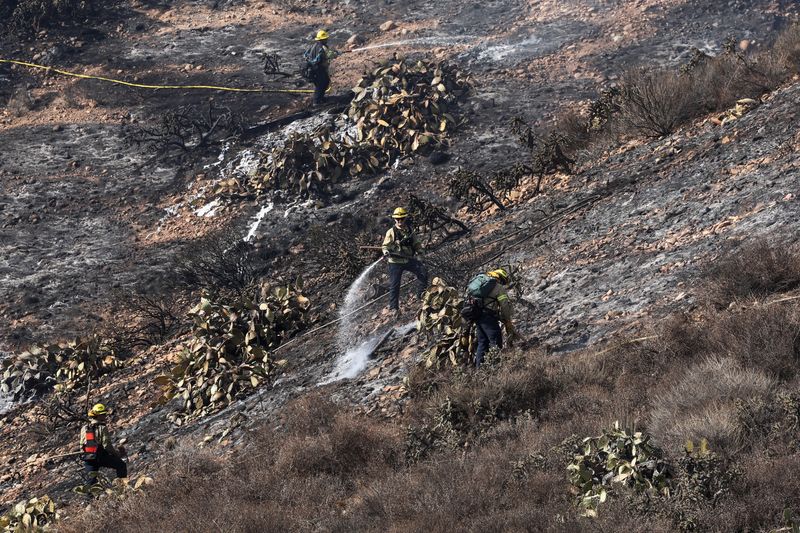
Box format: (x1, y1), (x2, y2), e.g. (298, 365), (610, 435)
(0, 495), (58, 531)
(568, 422), (670, 517)
(1, 336), (121, 400)
(156, 281), (310, 423)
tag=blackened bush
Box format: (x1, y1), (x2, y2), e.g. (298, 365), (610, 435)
(616, 68), (702, 137)
(3, 0), (100, 36)
(175, 232), (269, 295)
(702, 242), (800, 309)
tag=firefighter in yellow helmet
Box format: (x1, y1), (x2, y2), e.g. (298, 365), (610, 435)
(80, 403), (127, 483)
(303, 29), (340, 106)
(461, 268), (517, 367)
(382, 207), (428, 315)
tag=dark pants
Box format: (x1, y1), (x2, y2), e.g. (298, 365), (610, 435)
(388, 259), (428, 310)
(312, 68), (330, 105)
(84, 452), (127, 484)
(474, 311), (503, 368)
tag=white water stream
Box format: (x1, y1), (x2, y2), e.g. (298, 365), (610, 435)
(337, 259), (382, 351)
(318, 259), (393, 384)
(350, 36), (471, 53)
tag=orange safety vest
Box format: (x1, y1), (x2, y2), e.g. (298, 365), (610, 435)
(82, 427), (99, 460)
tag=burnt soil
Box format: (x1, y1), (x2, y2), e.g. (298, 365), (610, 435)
(0, 0), (798, 520)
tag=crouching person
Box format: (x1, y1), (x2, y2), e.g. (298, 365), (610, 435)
(81, 403), (127, 484)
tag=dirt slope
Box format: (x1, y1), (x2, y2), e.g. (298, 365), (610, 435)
(0, 0), (798, 522)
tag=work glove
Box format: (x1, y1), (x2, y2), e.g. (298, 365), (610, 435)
(505, 323), (518, 345)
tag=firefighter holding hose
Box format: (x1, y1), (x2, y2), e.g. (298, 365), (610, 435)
(80, 403), (127, 483)
(382, 207), (428, 317)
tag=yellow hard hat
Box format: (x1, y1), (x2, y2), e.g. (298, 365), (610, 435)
(88, 403), (110, 417)
(392, 207), (408, 219)
(488, 268), (510, 284)
(315, 29), (329, 41)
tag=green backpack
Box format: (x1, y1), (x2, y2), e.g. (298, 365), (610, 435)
(461, 274), (497, 320)
(467, 274), (496, 299)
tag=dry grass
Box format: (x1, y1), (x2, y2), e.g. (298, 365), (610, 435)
(649, 356), (774, 452)
(702, 242), (800, 309)
(67, 248), (800, 531)
(550, 24), (800, 162)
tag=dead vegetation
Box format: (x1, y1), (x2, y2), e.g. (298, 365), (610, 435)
(1, 0), (101, 36)
(67, 243), (800, 532)
(131, 103), (245, 155)
(174, 232), (270, 296)
(702, 241), (800, 309)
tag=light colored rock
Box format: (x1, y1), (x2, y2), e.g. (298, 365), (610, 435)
(379, 20), (397, 32)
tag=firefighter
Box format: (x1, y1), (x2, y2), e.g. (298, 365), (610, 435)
(80, 403), (127, 484)
(462, 268), (517, 367)
(303, 29), (340, 106)
(382, 207), (428, 316)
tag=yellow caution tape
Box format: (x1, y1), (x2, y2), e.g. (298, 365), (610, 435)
(0, 58), (315, 94)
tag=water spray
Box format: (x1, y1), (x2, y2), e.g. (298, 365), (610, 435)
(348, 36), (472, 54)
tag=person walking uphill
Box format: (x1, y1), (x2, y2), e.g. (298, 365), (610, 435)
(462, 268), (518, 368)
(80, 403), (127, 484)
(303, 29), (340, 106)
(382, 207), (428, 316)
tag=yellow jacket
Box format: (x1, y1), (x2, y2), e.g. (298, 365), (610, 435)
(484, 283), (513, 323)
(382, 225), (422, 264)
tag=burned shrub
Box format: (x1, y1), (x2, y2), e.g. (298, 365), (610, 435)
(615, 68), (702, 138)
(489, 164), (532, 202)
(3, 0), (100, 36)
(448, 119), (576, 211)
(302, 222), (377, 283)
(106, 287), (190, 355)
(511, 117), (575, 178)
(132, 103), (244, 154)
(407, 194), (469, 246)
(175, 234), (268, 295)
(448, 168), (505, 213)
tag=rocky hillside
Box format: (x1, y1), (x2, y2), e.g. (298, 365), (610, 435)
(1, 0), (799, 530)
